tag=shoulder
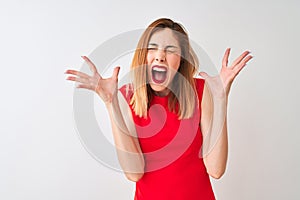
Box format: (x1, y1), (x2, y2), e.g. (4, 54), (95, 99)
(119, 84), (134, 104)
(194, 78), (205, 92)
(194, 77), (205, 85)
(194, 78), (206, 103)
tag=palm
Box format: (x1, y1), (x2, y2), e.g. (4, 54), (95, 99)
(200, 48), (253, 98)
(65, 56), (120, 103)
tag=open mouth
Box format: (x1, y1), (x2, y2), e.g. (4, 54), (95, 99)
(151, 65), (167, 84)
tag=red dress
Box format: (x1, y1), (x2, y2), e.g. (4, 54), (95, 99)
(119, 78), (215, 200)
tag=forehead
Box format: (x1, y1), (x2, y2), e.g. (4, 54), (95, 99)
(148, 28), (180, 46)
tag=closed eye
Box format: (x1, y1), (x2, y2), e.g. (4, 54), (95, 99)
(147, 48), (177, 53)
(166, 45), (179, 54)
(166, 49), (176, 53)
(147, 47), (157, 51)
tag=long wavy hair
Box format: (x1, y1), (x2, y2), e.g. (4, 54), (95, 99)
(130, 18), (199, 119)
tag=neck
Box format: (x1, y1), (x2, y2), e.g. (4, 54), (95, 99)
(153, 88), (170, 97)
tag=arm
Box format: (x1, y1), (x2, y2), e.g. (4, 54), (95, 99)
(201, 82), (228, 179)
(66, 56), (144, 182)
(200, 48), (253, 179)
(106, 94), (145, 181)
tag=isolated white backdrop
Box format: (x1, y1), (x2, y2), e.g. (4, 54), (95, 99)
(0, 0), (299, 199)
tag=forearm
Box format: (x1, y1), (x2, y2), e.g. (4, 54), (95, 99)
(203, 115), (228, 179)
(105, 95), (145, 181)
(200, 48), (252, 179)
(201, 84), (229, 179)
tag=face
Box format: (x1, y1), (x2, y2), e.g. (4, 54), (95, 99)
(146, 28), (181, 96)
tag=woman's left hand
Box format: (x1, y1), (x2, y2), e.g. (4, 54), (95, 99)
(200, 48), (253, 98)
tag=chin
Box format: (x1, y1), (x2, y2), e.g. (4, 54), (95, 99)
(149, 83), (167, 92)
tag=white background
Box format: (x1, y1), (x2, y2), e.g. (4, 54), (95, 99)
(1, 0), (299, 199)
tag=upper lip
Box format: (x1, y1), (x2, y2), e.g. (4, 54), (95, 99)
(151, 65), (167, 72)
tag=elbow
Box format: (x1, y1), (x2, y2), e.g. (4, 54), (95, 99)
(204, 157), (227, 179)
(125, 172), (144, 182)
(209, 171), (224, 179)
(207, 168), (225, 179)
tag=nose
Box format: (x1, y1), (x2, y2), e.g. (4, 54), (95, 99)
(155, 49), (166, 62)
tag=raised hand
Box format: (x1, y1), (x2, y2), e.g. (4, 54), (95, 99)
(65, 56), (120, 104)
(199, 48), (253, 98)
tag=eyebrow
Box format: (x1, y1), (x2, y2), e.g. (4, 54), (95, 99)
(148, 43), (179, 49)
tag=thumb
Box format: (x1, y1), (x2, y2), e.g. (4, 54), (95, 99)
(199, 71), (209, 79)
(112, 66), (120, 80)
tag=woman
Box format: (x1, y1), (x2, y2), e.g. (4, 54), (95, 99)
(65, 18), (252, 199)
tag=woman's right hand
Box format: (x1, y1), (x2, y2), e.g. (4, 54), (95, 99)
(65, 56), (120, 104)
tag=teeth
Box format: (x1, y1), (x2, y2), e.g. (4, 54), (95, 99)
(152, 66), (167, 72)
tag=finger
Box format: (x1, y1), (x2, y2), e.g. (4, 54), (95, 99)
(231, 50), (250, 67)
(65, 69), (90, 79)
(112, 66), (120, 80)
(222, 48), (231, 68)
(66, 76), (90, 84)
(233, 55), (253, 74)
(199, 71), (210, 79)
(76, 84), (95, 91)
(81, 56), (98, 75)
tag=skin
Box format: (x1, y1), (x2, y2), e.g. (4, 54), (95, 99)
(146, 28), (181, 96)
(200, 48), (253, 178)
(65, 30), (253, 180)
(66, 57), (145, 181)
